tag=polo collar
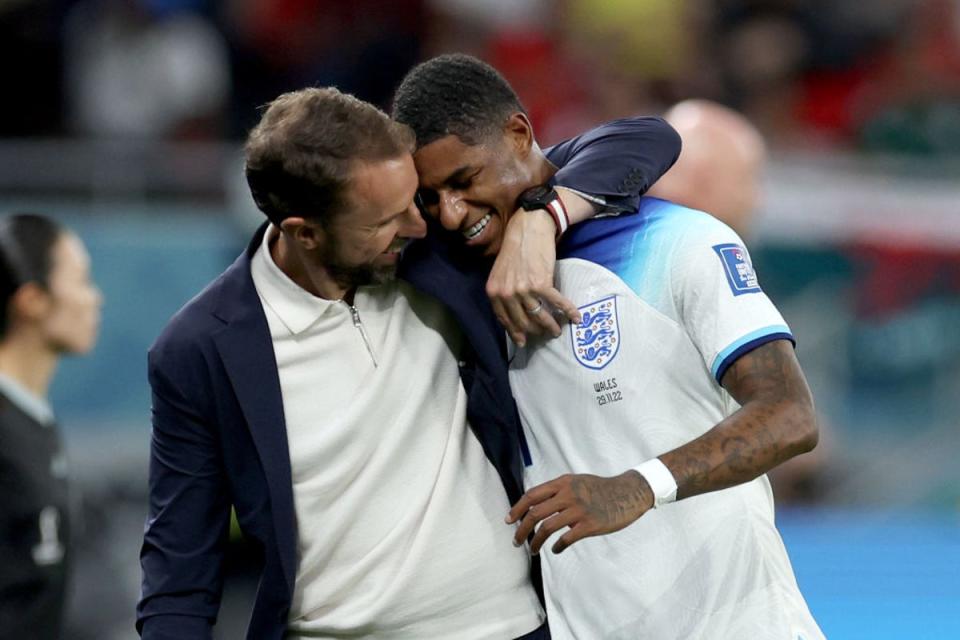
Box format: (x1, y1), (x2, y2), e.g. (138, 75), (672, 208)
(251, 225), (342, 335)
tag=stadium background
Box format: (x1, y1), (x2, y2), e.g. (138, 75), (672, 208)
(2, 0), (958, 637)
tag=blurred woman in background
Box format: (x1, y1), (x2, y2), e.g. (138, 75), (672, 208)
(0, 213), (102, 640)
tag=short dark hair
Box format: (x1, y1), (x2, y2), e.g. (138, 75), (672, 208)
(245, 87), (415, 226)
(392, 53), (527, 148)
(0, 213), (65, 338)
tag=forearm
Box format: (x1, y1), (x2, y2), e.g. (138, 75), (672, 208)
(556, 186), (601, 225)
(657, 396), (818, 500)
(648, 340), (818, 500)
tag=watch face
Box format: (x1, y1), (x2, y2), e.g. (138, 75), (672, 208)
(519, 185), (556, 209)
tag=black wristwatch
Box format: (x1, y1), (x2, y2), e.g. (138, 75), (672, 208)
(516, 185), (569, 237)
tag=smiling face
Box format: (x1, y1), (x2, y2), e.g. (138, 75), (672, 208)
(323, 155), (424, 283)
(412, 116), (538, 257)
(287, 154), (426, 298)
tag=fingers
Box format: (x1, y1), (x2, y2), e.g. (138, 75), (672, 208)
(540, 287), (581, 325)
(513, 495), (567, 546)
(506, 480), (561, 524)
(490, 298), (523, 347)
(489, 286), (573, 344)
(502, 296), (543, 346)
(495, 296), (568, 346)
(524, 294), (563, 338)
(529, 511), (578, 555)
(489, 285), (534, 347)
(552, 523), (588, 554)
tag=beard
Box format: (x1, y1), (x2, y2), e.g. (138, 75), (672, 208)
(318, 242), (401, 290)
(325, 260), (396, 289)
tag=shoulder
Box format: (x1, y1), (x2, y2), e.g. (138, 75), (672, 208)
(560, 197), (720, 263)
(558, 198), (737, 312)
(544, 116), (676, 162)
(149, 267), (234, 366)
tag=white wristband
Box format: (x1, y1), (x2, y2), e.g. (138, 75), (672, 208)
(632, 458), (678, 508)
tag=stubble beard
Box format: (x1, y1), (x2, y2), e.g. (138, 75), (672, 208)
(319, 244), (398, 290)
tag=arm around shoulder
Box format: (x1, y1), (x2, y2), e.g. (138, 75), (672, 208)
(550, 115), (682, 212)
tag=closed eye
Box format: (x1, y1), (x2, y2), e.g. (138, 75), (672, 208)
(416, 189), (439, 216)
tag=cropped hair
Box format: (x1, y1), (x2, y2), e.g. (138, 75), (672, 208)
(392, 53), (527, 148)
(245, 87), (415, 226)
(0, 213), (65, 337)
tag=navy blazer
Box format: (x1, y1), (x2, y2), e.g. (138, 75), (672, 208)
(137, 117), (680, 640)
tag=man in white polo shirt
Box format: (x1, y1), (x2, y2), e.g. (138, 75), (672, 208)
(395, 54), (824, 639)
(139, 87), (542, 640)
(138, 83), (682, 639)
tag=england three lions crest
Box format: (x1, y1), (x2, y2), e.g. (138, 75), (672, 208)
(571, 296), (620, 370)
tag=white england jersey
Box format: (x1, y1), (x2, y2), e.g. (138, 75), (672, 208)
(509, 198), (824, 640)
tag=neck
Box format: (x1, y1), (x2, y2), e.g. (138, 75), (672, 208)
(0, 333), (57, 398)
(272, 229), (354, 302)
(529, 143), (558, 188)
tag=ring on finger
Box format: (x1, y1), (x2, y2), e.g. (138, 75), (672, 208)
(528, 299), (544, 315)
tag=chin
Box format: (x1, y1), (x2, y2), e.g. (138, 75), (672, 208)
(483, 237), (504, 258)
(369, 267), (398, 286)
(54, 336), (97, 356)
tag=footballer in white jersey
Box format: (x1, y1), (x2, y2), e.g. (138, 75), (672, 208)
(507, 197), (824, 640)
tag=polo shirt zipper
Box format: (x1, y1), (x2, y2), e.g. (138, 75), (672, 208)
(347, 303), (379, 368)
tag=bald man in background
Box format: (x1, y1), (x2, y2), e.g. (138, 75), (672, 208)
(649, 99), (766, 238)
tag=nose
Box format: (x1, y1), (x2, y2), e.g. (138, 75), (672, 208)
(398, 202), (427, 239)
(437, 191), (468, 232)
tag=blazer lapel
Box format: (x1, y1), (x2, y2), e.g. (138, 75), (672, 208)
(212, 226), (297, 593)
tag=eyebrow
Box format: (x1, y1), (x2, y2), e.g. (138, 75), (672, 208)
(441, 165), (474, 186)
(373, 206), (408, 226)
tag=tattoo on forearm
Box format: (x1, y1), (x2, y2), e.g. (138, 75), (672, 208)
(662, 340), (816, 500)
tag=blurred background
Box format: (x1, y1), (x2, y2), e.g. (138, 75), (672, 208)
(1, 0), (958, 637)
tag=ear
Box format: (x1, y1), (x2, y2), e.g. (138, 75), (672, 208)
(9, 282), (51, 324)
(280, 216), (325, 251)
(503, 112), (535, 158)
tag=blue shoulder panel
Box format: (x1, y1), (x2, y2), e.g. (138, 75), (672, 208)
(558, 197), (713, 315)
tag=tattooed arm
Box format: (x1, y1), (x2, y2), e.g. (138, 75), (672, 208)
(506, 339), (818, 554)
(660, 339), (817, 499)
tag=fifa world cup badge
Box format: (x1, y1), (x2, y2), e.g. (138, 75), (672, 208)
(713, 243), (762, 296)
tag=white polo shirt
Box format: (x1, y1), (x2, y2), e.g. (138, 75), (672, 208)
(250, 227), (543, 639)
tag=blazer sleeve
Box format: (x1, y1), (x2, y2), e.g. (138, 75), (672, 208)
(137, 343), (230, 640)
(547, 116), (682, 214)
